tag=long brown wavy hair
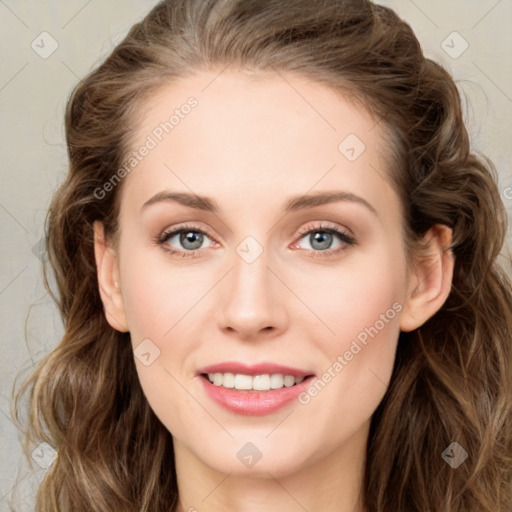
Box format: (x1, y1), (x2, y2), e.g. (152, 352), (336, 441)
(13, 1), (512, 511)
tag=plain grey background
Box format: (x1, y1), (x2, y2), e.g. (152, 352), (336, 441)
(1, 0), (511, 510)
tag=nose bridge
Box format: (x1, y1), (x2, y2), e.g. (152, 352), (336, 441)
(232, 242), (269, 300)
(215, 234), (288, 338)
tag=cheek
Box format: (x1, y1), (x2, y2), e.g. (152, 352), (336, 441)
(295, 251), (405, 422)
(119, 245), (203, 340)
(118, 244), (209, 402)
(117, 246), (203, 433)
(297, 247), (406, 350)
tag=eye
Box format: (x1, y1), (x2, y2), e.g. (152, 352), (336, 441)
(292, 222), (356, 257)
(154, 222), (356, 259)
(156, 224), (216, 258)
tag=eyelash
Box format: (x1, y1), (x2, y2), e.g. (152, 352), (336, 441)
(155, 222), (357, 259)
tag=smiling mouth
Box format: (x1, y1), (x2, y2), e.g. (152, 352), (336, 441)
(201, 372), (313, 392)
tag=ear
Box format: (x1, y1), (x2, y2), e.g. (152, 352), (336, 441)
(93, 221), (129, 332)
(400, 224), (455, 332)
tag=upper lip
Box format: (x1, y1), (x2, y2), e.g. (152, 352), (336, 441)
(197, 362), (314, 378)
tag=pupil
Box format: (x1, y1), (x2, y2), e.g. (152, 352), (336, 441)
(311, 232), (332, 250)
(181, 231), (203, 250)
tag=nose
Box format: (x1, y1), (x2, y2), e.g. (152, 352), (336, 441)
(215, 245), (289, 341)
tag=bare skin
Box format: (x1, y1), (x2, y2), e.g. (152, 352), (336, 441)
(94, 70), (454, 512)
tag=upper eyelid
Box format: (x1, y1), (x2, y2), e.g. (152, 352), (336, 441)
(160, 223), (215, 240)
(297, 221), (352, 236)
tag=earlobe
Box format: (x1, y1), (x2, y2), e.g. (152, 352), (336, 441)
(93, 221), (129, 332)
(399, 224), (455, 332)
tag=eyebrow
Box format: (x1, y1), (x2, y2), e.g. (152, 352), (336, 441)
(141, 190), (378, 217)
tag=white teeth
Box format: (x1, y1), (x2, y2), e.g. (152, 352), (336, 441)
(253, 374), (270, 391)
(283, 375), (295, 387)
(270, 374), (284, 389)
(222, 372), (235, 388)
(206, 373), (306, 390)
(234, 374), (253, 390)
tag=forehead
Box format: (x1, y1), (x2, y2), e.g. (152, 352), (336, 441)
(131, 69), (382, 150)
(120, 69), (399, 222)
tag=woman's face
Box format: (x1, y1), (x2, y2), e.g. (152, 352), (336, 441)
(102, 70), (415, 477)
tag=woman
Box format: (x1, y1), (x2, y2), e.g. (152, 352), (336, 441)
(14, 0), (512, 511)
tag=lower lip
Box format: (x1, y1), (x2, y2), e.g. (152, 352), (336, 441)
(199, 375), (314, 415)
